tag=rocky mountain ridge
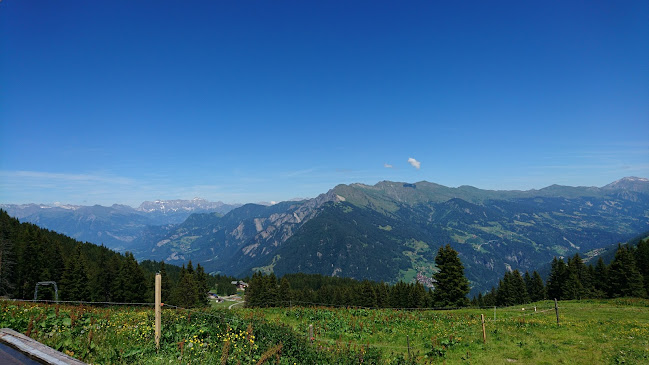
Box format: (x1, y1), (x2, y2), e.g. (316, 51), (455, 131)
(128, 177), (649, 294)
(3, 177), (648, 294)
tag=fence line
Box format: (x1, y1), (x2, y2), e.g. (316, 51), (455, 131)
(4, 298), (155, 306)
(233, 298), (555, 311)
(4, 297), (622, 355)
(5, 297), (564, 312)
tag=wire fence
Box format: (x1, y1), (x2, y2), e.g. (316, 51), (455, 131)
(5, 298), (155, 307)
(5, 296), (567, 311)
(0, 297), (586, 353)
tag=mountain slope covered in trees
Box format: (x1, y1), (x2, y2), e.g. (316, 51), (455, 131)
(0, 210), (235, 307)
(0, 199), (240, 251)
(129, 177), (649, 294)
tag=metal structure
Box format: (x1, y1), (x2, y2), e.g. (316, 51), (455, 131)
(34, 281), (58, 301)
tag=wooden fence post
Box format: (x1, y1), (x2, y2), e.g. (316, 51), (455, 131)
(308, 324), (313, 342)
(554, 298), (560, 326)
(481, 314), (486, 344)
(155, 273), (161, 350)
(407, 335), (411, 359)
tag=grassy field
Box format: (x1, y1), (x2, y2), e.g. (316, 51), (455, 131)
(1, 298), (647, 364)
(241, 298), (649, 364)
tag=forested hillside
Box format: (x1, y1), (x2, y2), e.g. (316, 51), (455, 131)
(0, 210), (236, 307)
(0, 199), (240, 251)
(474, 235), (649, 307)
(127, 178), (649, 295)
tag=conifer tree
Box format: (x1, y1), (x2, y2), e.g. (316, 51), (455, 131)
(332, 286), (345, 306)
(635, 238), (649, 296)
(0, 237), (15, 297)
(61, 244), (90, 301)
(432, 244), (470, 307)
(524, 271), (533, 298)
(117, 253), (146, 303)
(546, 257), (567, 300)
(278, 277), (292, 305)
(511, 270), (530, 304)
(375, 282), (390, 308)
(17, 227), (40, 298)
(475, 293), (484, 307)
(529, 271), (546, 301)
(608, 244), (646, 298)
(245, 272), (264, 308)
(564, 253), (589, 299)
(159, 262), (171, 303)
(41, 240), (64, 288)
(496, 273), (515, 306)
(195, 264), (209, 307)
(389, 281), (409, 308)
(482, 286), (497, 307)
(562, 258), (583, 300)
(359, 280), (378, 308)
(90, 249), (117, 302)
(410, 282), (427, 308)
(264, 273), (278, 307)
(107, 255), (123, 302)
(593, 257), (609, 297)
(175, 269), (199, 308)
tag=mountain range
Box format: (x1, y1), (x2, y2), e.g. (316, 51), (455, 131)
(3, 177), (648, 294)
(0, 198), (241, 251)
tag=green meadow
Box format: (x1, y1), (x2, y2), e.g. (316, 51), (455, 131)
(1, 298), (648, 364)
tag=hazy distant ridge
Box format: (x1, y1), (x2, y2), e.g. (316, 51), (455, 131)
(0, 198), (241, 250)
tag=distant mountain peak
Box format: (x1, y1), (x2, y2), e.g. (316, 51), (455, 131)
(610, 176), (648, 184)
(603, 176), (649, 193)
(137, 198), (238, 213)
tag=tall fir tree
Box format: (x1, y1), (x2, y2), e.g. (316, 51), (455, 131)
(528, 271), (546, 302)
(60, 244), (90, 301)
(564, 254), (589, 299)
(524, 271), (533, 299)
(546, 257), (567, 300)
(358, 280), (378, 308)
(511, 270), (530, 304)
(635, 238), (649, 297)
(375, 282), (390, 308)
(0, 237), (15, 297)
(263, 273), (278, 307)
(389, 281), (408, 308)
(593, 257), (609, 297)
(195, 264), (209, 307)
(245, 272), (264, 308)
(432, 244), (470, 307)
(90, 249), (115, 302)
(159, 262), (171, 303)
(278, 277), (292, 305)
(173, 264), (200, 308)
(409, 282), (427, 308)
(608, 244), (646, 298)
(116, 253), (146, 303)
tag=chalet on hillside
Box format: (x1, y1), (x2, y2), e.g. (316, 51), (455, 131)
(231, 280), (248, 290)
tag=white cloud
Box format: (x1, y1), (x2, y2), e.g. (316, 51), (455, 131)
(384, 163), (393, 168)
(407, 158), (421, 169)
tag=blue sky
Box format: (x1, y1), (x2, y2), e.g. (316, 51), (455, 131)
(1, 1), (648, 206)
